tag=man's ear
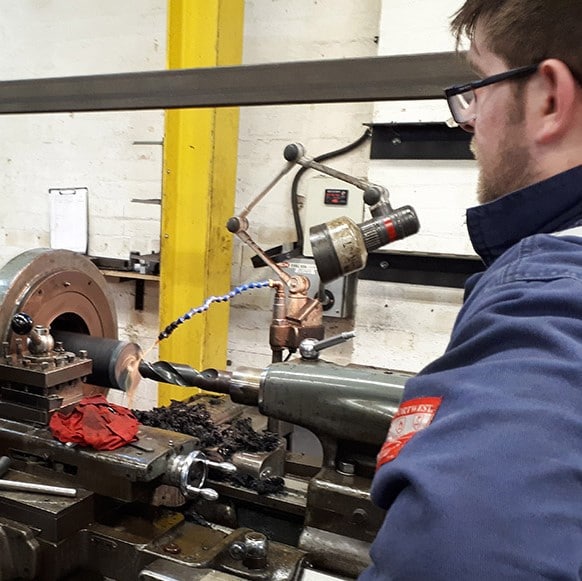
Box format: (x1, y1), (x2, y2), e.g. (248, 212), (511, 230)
(533, 59), (578, 145)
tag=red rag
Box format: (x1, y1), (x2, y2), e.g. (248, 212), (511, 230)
(49, 394), (139, 451)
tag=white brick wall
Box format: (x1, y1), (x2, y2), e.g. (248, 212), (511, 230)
(0, 0), (165, 268)
(0, 0), (165, 408)
(372, 0), (477, 257)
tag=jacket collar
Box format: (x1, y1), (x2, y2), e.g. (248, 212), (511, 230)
(467, 165), (582, 266)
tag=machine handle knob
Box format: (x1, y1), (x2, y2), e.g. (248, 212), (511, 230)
(187, 486), (219, 501)
(283, 142), (305, 162)
(299, 331), (356, 360)
(11, 312), (34, 335)
(205, 459), (237, 475)
(164, 450), (227, 501)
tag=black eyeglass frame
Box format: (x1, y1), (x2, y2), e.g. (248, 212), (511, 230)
(444, 63), (540, 124)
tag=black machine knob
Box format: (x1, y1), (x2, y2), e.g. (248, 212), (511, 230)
(283, 142), (305, 162)
(11, 313), (34, 335)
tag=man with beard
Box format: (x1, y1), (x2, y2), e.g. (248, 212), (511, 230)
(360, 1), (582, 579)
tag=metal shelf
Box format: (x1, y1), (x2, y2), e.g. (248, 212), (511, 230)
(360, 250), (484, 288)
(370, 122), (473, 160)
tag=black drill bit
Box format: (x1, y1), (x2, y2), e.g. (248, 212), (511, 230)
(138, 360), (232, 393)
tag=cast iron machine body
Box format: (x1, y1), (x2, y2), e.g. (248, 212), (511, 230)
(139, 343), (407, 577)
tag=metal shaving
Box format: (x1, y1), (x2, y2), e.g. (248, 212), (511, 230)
(229, 473), (285, 495)
(133, 400), (222, 449)
(134, 399), (284, 494)
(218, 416), (279, 460)
(133, 400), (279, 460)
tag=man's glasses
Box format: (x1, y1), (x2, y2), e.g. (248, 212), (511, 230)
(444, 63), (539, 125)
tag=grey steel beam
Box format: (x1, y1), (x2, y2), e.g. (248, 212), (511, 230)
(0, 52), (472, 114)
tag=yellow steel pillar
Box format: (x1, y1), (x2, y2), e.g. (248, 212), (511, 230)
(159, 1), (244, 405)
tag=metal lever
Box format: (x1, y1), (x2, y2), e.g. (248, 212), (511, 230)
(164, 450), (236, 501)
(193, 456), (237, 500)
(284, 142), (384, 194)
(299, 331), (356, 360)
(0, 479), (77, 498)
(186, 486), (219, 501)
(225, 157), (296, 286)
(0, 455), (77, 497)
(187, 458), (236, 499)
(205, 459), (237, 475)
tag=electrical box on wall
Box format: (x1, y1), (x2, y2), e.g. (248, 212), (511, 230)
(302, 176), (365, 257)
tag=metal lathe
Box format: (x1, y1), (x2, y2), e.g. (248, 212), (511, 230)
(0, 245), (410, 580)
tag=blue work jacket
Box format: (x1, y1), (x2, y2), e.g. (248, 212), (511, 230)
(360, 165), (582, 580)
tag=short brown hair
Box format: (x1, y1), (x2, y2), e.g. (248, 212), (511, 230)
(450, 0), (582, 82)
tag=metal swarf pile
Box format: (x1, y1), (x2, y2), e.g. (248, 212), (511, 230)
(134, 399), (222, 449)
(133, 397), (284, 494)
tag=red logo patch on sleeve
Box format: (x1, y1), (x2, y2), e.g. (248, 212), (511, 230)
(376, 396), (442, 470)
